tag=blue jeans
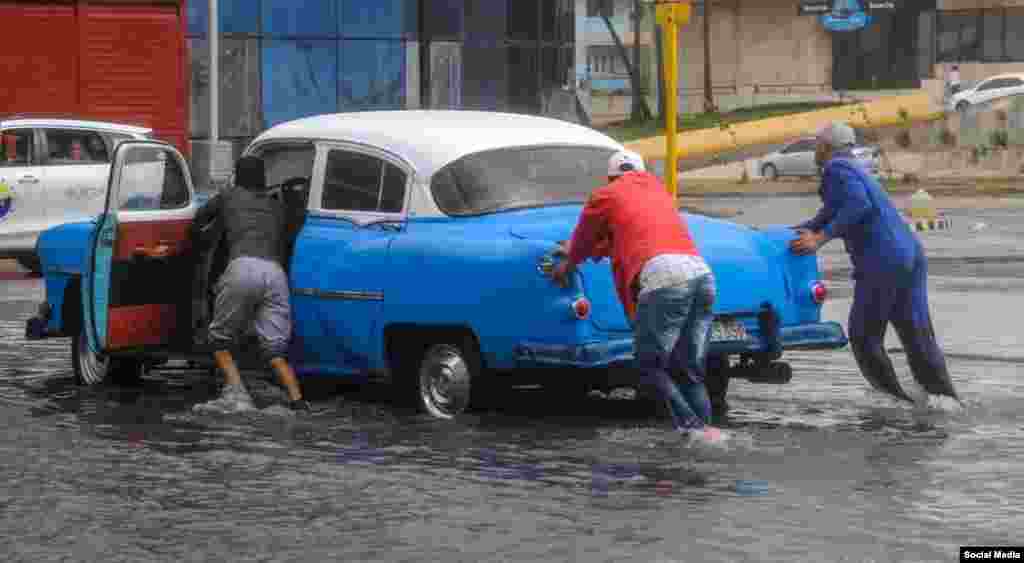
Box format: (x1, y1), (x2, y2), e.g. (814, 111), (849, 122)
(633, 273), (717, 431)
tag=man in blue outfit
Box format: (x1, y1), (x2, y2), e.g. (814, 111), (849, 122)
(790, 121), (961, 404)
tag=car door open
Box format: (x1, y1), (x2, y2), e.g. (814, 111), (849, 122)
(85, 140), (196, 356)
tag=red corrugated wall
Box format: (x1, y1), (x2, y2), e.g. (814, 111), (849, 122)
(0, 1), (189, 156)
(0, 4), (79, 112)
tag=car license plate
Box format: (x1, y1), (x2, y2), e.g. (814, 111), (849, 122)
(711, 318), (748, 342)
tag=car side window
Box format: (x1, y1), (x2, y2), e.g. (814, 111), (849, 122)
(117, 146), (190, 211)
(0, 130), (33, 167)
(380, 160), (407, 213)
(976, 79), (1000, 92)
(1008, 78), (1024, 88)
(787, 140), (813, 153)
(45, 129), (110, 164)
(322, 149), (407, 213)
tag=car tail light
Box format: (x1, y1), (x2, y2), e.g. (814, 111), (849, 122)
(810, 281), (828, 305)
(571, 297), (591, 320)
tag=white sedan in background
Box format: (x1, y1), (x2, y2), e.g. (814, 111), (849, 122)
(0, 116), (151, 271)
(948, 73), (1024, 112)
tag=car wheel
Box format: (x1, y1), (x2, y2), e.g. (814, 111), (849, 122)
(956, 101), (968, 112)
(71, 326), (146, 386)
(761, 163), (778, 181)
(16, 254), (42, 274)
(705, 357), (730, 419)
(416, 340), (476, 419)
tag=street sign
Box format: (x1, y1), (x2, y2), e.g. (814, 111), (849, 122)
(799, 0), (898, 16)
(799, 1), (831, 16)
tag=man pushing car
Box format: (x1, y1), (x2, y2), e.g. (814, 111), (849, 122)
(551, 150), (726, 445)
(191, 155), (310, 414)
(790, 121), (961, 406)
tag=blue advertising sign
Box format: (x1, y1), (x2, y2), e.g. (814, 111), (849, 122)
(820, 0), (872, 31)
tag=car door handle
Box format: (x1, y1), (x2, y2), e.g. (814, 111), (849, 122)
(18, 176), (39, 185)
(133, 242), (172, 258)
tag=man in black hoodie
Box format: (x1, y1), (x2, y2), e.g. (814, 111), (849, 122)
(192, 156), (309, 414)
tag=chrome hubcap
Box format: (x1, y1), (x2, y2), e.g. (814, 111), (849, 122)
(78, 331), (109, 385)
(419, 345), (471, 419)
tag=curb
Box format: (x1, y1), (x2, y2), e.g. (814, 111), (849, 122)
(902, 213), (952, 232)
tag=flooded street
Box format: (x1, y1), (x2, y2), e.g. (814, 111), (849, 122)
(1, 195), (1022, 562)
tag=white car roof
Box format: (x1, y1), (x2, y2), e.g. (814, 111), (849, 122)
(250, 110), (624, 178)
(974, 73), (1024, 84)
(0, 117), (152, 135)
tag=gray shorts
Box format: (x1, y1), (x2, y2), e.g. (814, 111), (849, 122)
(208, 256), (291, 359)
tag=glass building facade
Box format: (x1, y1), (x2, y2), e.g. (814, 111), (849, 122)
(186, 0), (575, 151)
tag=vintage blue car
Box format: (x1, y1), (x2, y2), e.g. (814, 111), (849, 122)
(25, 111), (847, 419)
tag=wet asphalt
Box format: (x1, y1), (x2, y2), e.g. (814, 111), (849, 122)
(0, 194), (1021, 562)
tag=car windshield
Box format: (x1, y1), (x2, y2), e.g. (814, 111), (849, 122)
(430, 146), (617, 216)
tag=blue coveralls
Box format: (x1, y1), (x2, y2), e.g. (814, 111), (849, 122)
(799, 152), (959, 401)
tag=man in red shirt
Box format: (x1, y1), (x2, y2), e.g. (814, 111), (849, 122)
(551, 150), (725, 445)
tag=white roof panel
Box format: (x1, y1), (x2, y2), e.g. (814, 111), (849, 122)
(250, 110), (624, 177)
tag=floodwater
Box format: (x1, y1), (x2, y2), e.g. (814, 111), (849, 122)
(1, 195), (1021, 562)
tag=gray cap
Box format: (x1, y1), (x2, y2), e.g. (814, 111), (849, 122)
(815, 121), (857, 148)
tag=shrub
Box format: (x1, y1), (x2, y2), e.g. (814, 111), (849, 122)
(990, 130), (1009, 148)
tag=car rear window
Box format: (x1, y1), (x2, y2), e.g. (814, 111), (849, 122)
(430, 146), (617, 216)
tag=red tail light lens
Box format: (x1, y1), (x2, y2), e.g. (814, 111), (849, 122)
(571, 297), (591, 320)
(811, 281), (828, 304)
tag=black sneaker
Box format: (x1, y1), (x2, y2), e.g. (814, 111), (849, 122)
(290, 399), (312, 413)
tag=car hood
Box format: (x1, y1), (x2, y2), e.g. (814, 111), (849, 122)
(503, 205), (790, 332)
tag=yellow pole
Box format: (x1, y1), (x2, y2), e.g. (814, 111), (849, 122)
(655, 2), (690, 200)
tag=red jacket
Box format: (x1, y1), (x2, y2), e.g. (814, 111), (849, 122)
(566, 171), (700, 320)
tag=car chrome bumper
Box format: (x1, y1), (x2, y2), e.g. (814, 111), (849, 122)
(514, 338), (635, 368)
(513, 321), (848, 368)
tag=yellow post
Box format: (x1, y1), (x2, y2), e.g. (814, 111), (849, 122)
(655, 1), (690, 200)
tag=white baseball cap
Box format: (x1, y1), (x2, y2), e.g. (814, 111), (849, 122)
(815, 121), (857, 148)
(607, 150), (646, 177)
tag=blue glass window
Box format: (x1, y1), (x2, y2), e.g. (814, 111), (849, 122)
(423, 0), (463, 40)
(508, 0), (540, 41)
(262, 0), (337, 37)
(462, 46), (507, 111)
(340, 0), (417, 39)
(340, 40), (405, 110)
(262, 40), (338, 127)
(187, 0), (260, 36)
(465, 0), (506, 47)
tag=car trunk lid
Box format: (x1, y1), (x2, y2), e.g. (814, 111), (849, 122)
(506, 207), (793, 334)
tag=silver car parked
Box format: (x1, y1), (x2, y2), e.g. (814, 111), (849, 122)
(759, 136), (880, 181)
